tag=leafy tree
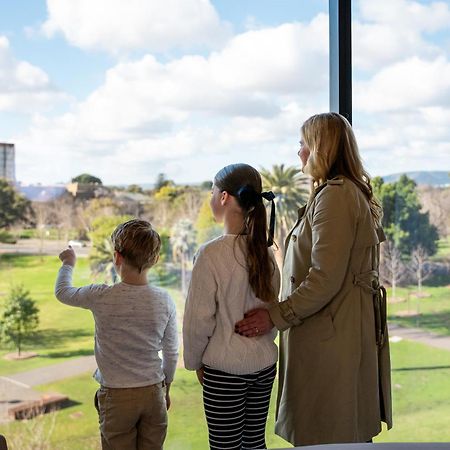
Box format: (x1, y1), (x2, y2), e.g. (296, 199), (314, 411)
(0, 178), (32, 229)
(89, 215), (132, 281)
(195, 194), (222, 245)
(126, 184), (144, 194)
(71, 173), (102, 185)
(154, 173), (173, 191)
(260, 164), (309, 258)
(1, 285), (39, 356)
(373, 175), (439, 257)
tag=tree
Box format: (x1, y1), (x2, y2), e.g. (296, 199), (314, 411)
(195, 194), (222, 245)
(380, 240), (408, 299)
(408, 246), (433, 293)
(0, 178), (32, 229)
(1, 285), (39, 357)
(154, 173), (173, 191)
(170, 219), (196, 294)
(71, 173), (102, 185)
(373, 175), (439, 257)
(126, 184), (144, 194)
(89, 215), (132, 281)
(260, 164), (309, 260)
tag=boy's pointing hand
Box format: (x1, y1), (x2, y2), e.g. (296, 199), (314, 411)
(59, 246), (77, 267)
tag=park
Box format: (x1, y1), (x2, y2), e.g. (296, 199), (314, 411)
(1, 170), (450, 449)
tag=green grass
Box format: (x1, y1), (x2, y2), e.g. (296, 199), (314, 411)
(2, 369), (289, 450)
(376, 340), (450, 442)
(3, 340), (450, 448)
(0, 254), (186, 375)
(434, 236), (450, 260)
(387, 286), (450, 336)
(0, 255), (95, 374)
(2, 252), (450, 446)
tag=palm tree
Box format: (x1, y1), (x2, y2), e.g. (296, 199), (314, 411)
(170, 219), (197, 294)
(260, 164), (310, 262)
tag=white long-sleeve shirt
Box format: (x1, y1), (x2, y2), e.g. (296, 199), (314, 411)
(55, 265), (179, 388)
(183, 235), (280, 375)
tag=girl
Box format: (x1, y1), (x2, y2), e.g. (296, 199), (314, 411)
(183, 163), (280, 450)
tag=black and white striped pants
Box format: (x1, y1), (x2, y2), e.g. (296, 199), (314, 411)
(202, 364), (276, 450)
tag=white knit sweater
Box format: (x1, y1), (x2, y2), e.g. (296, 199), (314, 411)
(183, 235), (280, 375)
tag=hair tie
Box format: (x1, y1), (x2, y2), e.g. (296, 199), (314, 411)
(261, 191), (276, 247)
(237, 185), (260, 209)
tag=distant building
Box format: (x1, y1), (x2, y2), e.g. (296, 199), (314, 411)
(0, 143), (15, 181)
(66, 182), (110, 200)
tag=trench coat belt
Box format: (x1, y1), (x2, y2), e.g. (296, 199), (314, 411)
(353, 270), (388, 349)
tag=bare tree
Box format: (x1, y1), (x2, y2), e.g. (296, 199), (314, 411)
(408, 246), (433, 293)
(380, 240), (408, 299)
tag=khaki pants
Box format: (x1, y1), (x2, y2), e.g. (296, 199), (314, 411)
(94, 383), (167, 450)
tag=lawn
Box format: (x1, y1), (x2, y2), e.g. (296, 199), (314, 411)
(0, 254), (185, 375)
(2, 251), (450, 447)
(0, 254), (95, 374)
(3, 339), (450, 449)
(387, 285), (450, 336)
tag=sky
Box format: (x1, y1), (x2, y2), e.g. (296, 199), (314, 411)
(0, 0), (449, 186)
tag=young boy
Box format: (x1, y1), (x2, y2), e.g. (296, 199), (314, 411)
(55, 219), (178, 450)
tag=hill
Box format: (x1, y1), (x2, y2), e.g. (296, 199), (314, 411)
(382, 171), (449, 187)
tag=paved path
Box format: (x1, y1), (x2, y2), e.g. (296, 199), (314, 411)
(0, 356), (96, 422)
(7, 355), (97, 387)
(389, 323), (450, 352)
(0, 238), (90, 257)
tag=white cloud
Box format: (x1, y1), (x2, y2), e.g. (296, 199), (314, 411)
(0, 35), (68, 113)
(13, 0), (450, 184)
(354, 0), (450, 70)
(41, 0), (231, 54)
(354, 56), (450, 112)
(16, 18), (330, 183)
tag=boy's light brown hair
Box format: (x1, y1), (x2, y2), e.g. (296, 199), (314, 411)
(111, 219), (161, 273)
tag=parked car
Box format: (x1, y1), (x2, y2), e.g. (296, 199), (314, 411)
(68, 239), (87, 248)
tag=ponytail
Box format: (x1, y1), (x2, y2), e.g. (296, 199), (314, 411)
(214, 163), (277, 303)
(236, 185), (276, 303)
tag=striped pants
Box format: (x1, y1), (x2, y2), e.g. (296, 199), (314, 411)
(203, 364), (276, 450)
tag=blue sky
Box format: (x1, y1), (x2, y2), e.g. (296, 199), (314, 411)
(0, 0), (449, 185)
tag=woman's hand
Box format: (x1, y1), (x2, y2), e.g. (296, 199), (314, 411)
(196, 367), (205, 385)
(235, 308), (274, 337)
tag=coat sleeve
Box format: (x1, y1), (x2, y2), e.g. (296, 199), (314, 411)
(269, 185), (357, 331)
(183, 249), (218, 371)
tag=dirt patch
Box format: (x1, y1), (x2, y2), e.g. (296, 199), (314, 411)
(395, 310), (420, 317)
(3, 352), (38, 361)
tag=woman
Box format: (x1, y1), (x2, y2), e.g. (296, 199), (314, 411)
(183, 163), (280, 450)
(235, 112), (392, 446)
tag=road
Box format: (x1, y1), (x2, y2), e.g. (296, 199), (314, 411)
(0, 239), (90, 257)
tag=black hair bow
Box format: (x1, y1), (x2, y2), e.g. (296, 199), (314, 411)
(261, 191), (276, 247)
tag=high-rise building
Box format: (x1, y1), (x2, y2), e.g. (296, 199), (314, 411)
(0, 143), (16, 182)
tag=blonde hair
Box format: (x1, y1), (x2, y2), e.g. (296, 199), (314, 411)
(111, 219), (161, 272)
(301, 112), (382, 225)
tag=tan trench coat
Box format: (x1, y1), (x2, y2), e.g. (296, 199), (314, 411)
(268, 177), (392, 446)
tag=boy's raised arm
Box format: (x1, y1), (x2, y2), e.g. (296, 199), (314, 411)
(54, 246), (105, 309)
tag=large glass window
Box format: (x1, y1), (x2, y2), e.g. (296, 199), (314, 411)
(352, 0), (450, 442)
